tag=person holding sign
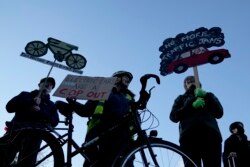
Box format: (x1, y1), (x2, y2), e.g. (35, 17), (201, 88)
(0, 77), (59, 166)
(169, 75), (223, 167)
(57, 70), (150, 167)
(223, 121), (250, 167)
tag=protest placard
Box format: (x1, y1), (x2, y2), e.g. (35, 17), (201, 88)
(53, 74), (116, 100)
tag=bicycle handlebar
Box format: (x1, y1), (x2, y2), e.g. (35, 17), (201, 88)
(136, 74), (160, 109)
(140, 74), (160, 92)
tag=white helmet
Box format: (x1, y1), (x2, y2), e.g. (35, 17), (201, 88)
(112, 71), (133, 81)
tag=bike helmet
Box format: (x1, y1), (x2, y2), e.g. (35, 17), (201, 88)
(229, 121), (244, 133)
(112, 71), (133, 81)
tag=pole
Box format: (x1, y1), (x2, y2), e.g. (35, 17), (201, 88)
(38, 58), (57, 98)
(193, 66), (200, 88)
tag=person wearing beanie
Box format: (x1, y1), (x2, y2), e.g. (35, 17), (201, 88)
(223, 121), (250, 167)
(0, 77), (59, 166)
(170, 75), (224, 167)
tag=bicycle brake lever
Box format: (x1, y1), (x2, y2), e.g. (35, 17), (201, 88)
(149, 86), (155, 94)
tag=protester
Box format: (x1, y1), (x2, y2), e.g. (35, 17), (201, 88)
(0, 77), (59, 167)
(56, 71), (150, 166)
(169, 75), (223, 167)
(223, 121), (250, 167)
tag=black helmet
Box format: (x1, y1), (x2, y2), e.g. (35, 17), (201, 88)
(40, 77), (56, 89)
(112, 71), (133, 81)
(229, 121), (244, 133)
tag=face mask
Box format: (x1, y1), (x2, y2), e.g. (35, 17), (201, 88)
(39, 83), (52, 94)
(42, 88), (51, 94)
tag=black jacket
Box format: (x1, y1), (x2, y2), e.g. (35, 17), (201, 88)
(170, 86), (223, 141)
(223, 133), (250, 167)
(6, 90), (59, 127)
(74, 88), (135, 118)
(72, 87), (135, 139)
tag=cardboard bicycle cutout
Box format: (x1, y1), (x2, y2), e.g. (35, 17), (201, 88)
(20, 37), (87, 97)
(21, 37), (87, 74)
(159, 27), (231, 87)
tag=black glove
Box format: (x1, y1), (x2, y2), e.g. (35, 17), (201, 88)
(137, 90), (150, 109)
(55, 100), (72, 117)
(66, 97), (84, 115)
(66, 97), (77, 105)
(140, 90), (150, 102)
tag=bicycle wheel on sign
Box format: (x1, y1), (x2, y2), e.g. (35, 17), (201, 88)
(117, 138), (198, 167)
(6, 129), (64, 167)
(66, 53), (87, 69)
(25, 41), (48, 57)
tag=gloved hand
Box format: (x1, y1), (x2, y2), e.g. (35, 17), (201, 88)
(66, 97), (77, 106)
(136, 90), (150, 110)
(192, 97), (205, 109)
(34, 97), (41, 105)
(194, 88), (207, 97)
(139, 90), (150, 103)
(55, 100), (72, 117)
(66, 97), (84, 115)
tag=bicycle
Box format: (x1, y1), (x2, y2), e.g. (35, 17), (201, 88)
(0, 74), (198, 167)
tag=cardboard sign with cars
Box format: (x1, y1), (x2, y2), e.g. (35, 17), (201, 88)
(159, 27), (231, 76)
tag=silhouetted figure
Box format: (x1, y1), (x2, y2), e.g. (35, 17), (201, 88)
(223, 121), (250, 167)
(0, 77), (59, 167)
(170, 76), (223, 167)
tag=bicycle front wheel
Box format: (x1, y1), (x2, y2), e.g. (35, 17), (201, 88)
(25, 41), (48, 57)
(118, 137), (198, 167)
(6, 129), (64, 167)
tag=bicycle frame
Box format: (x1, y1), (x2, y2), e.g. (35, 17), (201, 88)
(50, 114), (90, 167)
(52, 74), (161, 166)
(51, 103), (160, 167)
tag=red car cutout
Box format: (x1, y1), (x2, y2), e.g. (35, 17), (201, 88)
(164, 48), (231, 74)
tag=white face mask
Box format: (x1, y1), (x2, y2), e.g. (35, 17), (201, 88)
(39, 82), (53, 95)
(43, 88), (52, 94)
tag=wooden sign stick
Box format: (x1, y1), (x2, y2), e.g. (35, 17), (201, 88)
(37, 59), (56, 98)
(193, 66), (200, 88)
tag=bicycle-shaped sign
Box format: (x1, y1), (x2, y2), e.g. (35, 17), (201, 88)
(21, 37), (87, 74)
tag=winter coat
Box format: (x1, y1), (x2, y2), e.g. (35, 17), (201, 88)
(74, 87), (135, 137)
(223, 133), (250, 167)
(170, 85), (223, 142)
(6, 90), (59, 127)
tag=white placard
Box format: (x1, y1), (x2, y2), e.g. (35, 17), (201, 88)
(53, 74), (116, 100)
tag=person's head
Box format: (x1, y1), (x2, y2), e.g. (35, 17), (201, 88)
(39, 77), (56, 94)
(112, 70), (133, 89)
(229, 121), (245, 134)
(183, 75), (201, 91)
(184, 76), (196, 91)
